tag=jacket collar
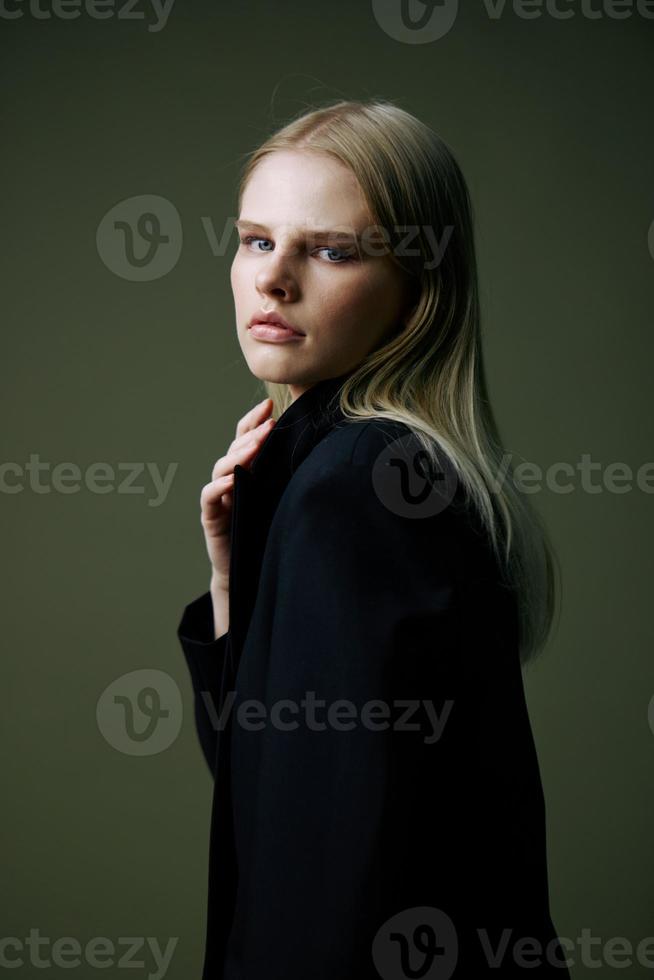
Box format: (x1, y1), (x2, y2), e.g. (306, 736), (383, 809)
(227, 370), (353, 661)
(243, 370), (353, 493)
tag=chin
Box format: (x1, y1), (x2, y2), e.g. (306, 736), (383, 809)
(241, 354), (302, 387)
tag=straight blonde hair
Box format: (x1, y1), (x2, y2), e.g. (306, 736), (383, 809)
(235, 98), (560, 666)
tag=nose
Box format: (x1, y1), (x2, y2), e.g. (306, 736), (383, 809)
(254, 245), (299, 304)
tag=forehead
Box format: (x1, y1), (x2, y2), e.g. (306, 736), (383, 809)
(239, 149), (372, 233)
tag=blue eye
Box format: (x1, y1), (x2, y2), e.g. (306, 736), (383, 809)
(241, 236), (273, 253)
(315, 247), (355, 264)
(239, 236), (355, 264)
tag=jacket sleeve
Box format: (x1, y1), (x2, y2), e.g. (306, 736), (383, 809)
(231, 460), (482, 978)
(177, 590), (231, 776)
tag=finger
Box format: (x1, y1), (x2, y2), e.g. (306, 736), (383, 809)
(200, 473), (235, 511)
(228, 415), (275, 453)
(235, 397), (273, 438)
(211, 431), (273, 481)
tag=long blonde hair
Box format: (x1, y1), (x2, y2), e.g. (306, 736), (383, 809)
(235, 98), (560, 666)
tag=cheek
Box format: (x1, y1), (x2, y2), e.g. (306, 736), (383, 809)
(230, 261), (247, 307)
(323, 265), (371, 308)
(229, 256), (238, 289)
(331, 272), (405, 350)
(314, 295), (378, 355)
(325, 272), (385, 326)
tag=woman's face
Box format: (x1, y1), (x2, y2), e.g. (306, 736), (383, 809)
(230, 149), (413, 401)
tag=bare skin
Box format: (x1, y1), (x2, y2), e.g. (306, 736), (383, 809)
(200, 396), (275, 638)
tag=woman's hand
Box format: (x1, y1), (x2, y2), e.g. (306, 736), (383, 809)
(200, 397), (276, 595)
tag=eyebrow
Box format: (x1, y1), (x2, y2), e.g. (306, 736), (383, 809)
(234, 219), (362, 242)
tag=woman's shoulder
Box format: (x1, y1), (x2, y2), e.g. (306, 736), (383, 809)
(304, 416), (423, 474)
(290, 418), (502, 571)
(274, 418), (509, 605)
(287, 417), (470, 534)
(288, 418), (415, 496)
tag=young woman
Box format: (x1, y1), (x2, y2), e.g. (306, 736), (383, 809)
(178, 99), (571, 979)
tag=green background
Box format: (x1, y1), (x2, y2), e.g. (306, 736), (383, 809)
(2, 1), (653, 977)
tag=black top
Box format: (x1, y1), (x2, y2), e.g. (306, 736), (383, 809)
(177, 373), (571, 979)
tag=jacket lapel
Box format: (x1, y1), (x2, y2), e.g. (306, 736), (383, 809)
(225, 372), (352, 678)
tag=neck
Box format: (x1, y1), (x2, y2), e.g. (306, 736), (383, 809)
(288, 383), (310, 404)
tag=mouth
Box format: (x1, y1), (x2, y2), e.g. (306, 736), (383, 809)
(248, 311), (305, 335)
(247, 310), (306, 341)
(248, 321), (305, 342)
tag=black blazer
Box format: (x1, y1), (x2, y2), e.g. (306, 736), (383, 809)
(177, 373), (570, 979)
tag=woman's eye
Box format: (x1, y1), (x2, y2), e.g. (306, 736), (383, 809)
(240, 235), (273, 252)
(315, 246), (355, 264)
(239, 236), (354, 263)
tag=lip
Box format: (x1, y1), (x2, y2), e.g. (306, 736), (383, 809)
(247, 311), (305, 335)
(248, 323), (305, 343)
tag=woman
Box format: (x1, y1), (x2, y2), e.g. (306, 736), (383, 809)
(178, 99), (571, 979)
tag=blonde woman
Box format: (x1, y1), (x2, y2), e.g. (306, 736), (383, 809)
(178, 99), (570, 978)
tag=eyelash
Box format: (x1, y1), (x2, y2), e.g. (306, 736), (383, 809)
(239, 235), (356, 264)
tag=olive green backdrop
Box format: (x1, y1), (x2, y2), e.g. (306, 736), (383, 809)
(2, 1), (652, 977)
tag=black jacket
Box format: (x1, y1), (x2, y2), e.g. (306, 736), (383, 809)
(177, 372), (571, 979)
